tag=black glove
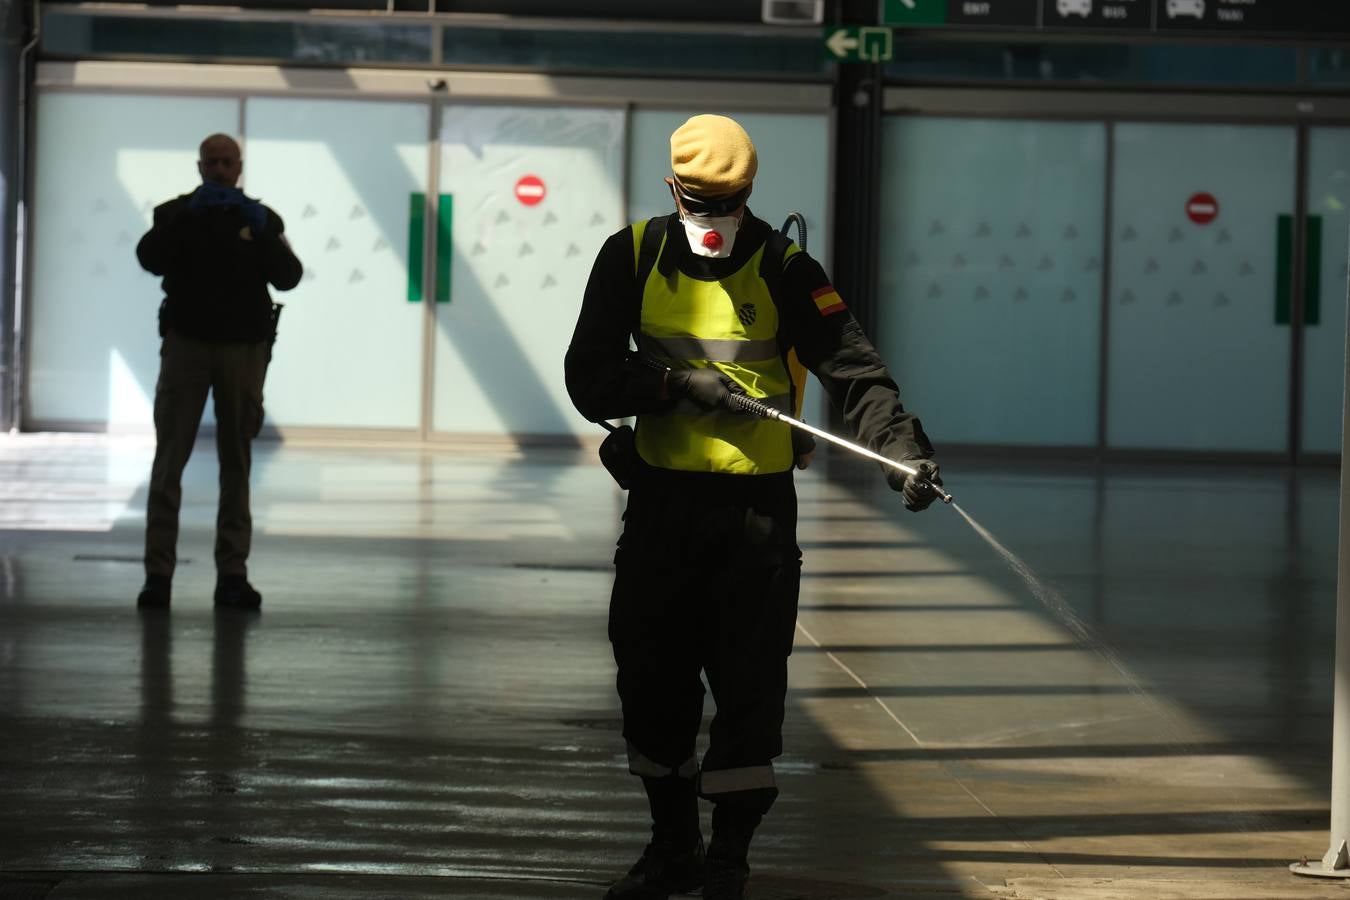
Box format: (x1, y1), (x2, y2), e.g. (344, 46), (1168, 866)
(666, 367), (746, 412)
(885, 458), (942, 512)
(189, 182), (269, 235)
(792, 429), (816, 470)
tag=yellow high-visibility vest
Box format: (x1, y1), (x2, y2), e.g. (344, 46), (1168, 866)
(632, 218), (799, 475)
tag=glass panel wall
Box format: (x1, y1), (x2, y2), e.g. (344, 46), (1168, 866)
(244, 97), (429, 430)
(24, 86), (1339, 452)
(876, 117), (1107, 447)
(431, 105), (625, 437)
(1302, 128), (1350, 456)
(27, 92), (240, 427)
(1106, 124), (1296, 453)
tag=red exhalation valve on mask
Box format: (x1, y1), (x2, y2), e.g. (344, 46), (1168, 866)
(702, 231), (724, 252)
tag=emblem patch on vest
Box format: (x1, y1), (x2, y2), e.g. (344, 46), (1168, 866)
(737, 303), (757, 326)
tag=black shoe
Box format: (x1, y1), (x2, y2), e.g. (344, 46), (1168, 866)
(603, 836), (704, 899)
(136, 574), (171, 610)
(703, 857), (749, 900)
(214, 575), (262, 611)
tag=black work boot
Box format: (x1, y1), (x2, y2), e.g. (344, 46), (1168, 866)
(214, 574), (262, 611)
(703, 804), (761, 900)
(703, 857), (749, 900)
(136, 574), (172, 610)
(604, 774), (704, 899)
(603, 835), (705, 899)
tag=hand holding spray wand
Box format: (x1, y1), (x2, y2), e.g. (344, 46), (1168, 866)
(727, 394), (954, 506)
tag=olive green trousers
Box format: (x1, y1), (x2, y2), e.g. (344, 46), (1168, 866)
(144, 332), (270, 580)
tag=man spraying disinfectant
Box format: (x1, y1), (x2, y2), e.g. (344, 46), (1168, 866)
(565, 113), (944, 899)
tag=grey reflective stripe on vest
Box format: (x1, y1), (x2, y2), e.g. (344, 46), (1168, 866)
(646, 336), (781, 364)
(669, 392), (793, 418)
(627, 743), (698, 780)
(699, 765), (776, 794)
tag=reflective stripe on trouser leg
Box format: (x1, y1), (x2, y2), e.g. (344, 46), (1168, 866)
(627, 743), (698, 780)
(699, 765), (776, 794)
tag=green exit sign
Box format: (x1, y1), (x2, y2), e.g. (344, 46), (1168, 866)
(882, 0), (947, 25)
(823, 25), (894, 62)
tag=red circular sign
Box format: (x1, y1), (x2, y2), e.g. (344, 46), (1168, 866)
(514, 175), (546, 207)
(1186, 192), (1219, 225)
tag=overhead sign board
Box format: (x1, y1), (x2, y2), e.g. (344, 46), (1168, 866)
(880, 0), (1350, 38)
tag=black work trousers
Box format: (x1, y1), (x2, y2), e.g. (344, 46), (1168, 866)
(609, 469), (802, 817)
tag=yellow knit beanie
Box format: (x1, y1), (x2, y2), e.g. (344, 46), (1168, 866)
(669, 114), (758, 198)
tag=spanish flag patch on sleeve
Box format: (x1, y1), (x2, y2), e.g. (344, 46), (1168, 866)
(811, 285), (847, 316)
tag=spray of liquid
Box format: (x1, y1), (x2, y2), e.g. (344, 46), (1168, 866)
(949, 500), (1198, 749)
(946, 499), (1274, 841)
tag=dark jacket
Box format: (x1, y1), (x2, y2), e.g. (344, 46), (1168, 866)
(136, 191), (303, 343)
(564, 211), (934, 469)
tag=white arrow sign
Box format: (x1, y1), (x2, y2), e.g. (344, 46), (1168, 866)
(826, 28), (859, 58)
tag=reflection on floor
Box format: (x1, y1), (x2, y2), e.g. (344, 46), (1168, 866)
(0, 434), (1343, 899)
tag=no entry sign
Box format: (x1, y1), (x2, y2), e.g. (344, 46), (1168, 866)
(515, 175), (546, 207)
(1186, 192), (1219, 225)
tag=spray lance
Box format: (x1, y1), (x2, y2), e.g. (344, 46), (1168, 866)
(723, 393), (953, 505)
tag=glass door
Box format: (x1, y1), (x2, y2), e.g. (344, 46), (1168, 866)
(244, 97), (431, 432)
(1106, 123), (1298, 454)
(876, 117), (1108, 447)
(27, 92), (240, 428)
(429, 104), (626, 439)
(1302, 127), (1350, 457)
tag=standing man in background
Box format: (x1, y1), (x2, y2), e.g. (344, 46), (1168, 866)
(134, 133), (303, 612)
(566, 114), (942, 900)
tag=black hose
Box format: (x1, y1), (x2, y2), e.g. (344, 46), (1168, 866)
(780, 213), (807, 252)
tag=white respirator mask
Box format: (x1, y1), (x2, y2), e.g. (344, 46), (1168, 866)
(669, 176), (748, 259)
(680, 211), (740, 259)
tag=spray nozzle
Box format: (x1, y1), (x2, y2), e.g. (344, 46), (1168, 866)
(928, 482), (956, 505)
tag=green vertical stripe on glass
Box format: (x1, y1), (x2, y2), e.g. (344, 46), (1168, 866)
(407, 192), (425, 303)
(436, 194), (453, 304)
(1275, 214), (1292, 325)
(1306, 215), (1323, 327)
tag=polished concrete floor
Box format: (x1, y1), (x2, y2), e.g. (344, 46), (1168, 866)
(1, 433), (1348, 899)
